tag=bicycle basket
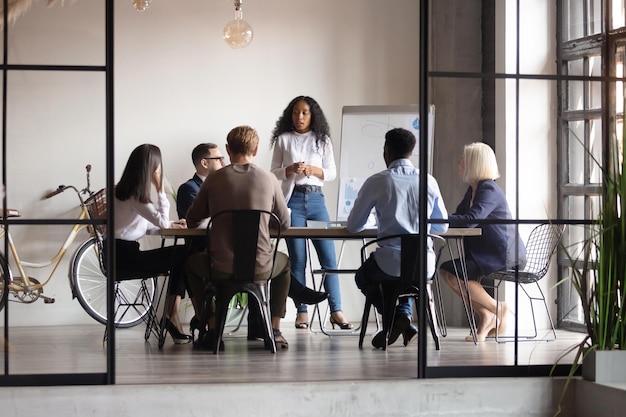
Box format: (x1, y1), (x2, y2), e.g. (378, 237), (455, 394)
(84, 188), (107, 235)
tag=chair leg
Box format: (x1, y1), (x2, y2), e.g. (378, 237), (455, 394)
(226, 293), (248, 335)
(254, 285), (276, 353)
(540, 286), (558, 341)
(358, 292), (373, 349)
(214, 288), (235, 354)
(425, 285), (441, 351)
(493, 282), (557, 343)
(309, 271), (327, 335)
(431, 274), (447, 337)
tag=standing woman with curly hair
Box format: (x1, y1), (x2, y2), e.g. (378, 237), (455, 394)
(270, 96), (352, 330)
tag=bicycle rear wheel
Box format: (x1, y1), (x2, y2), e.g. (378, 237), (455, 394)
(0, 252), (9, 314)
(71, 238), (157, 328)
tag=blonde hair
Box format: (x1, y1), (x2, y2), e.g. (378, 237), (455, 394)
(462, 142), (500, 183)
(227, 125), (259, 155)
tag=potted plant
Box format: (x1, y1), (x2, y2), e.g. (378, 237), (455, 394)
(552, 130), (626, 415)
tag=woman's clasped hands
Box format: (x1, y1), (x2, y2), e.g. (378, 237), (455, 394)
(170, 219), (187, 229)
(290, 161), (315, 178)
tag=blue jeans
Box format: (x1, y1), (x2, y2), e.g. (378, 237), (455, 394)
(287, 190), (342, 314)
(355, 254), (413, 318)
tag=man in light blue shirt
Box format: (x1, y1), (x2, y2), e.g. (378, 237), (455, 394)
(347, 127), (448, 348)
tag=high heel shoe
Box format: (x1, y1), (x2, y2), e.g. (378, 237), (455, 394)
(329, 314), (354, 330)
(165, 318), (192, 344)
(190, 316), (202, 343)
(295, 312), (309, 329)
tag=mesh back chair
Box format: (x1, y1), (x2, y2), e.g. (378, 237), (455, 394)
(85, 189), (167, 346)
(480, 223), (565, 342)
(203, 209), (281, 354)
(358, 234), (444, 351)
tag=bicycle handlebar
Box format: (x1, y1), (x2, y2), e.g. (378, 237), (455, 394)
(43, 188), (63, 198)
(44, 185), (69, 199)
(43, 164), (94, 201)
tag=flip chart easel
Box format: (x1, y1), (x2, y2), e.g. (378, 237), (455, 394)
(337, 105), (435, 221)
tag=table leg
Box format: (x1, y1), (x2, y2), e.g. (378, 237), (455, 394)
(307, 239), (364, 336)
(445, 237), (478, 344)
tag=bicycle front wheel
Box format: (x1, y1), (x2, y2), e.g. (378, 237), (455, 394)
(0, 252), (10, 314)
(71, 238), (157, 328)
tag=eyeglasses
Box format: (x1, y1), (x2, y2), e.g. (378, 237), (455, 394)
(203, 156), (225, 162)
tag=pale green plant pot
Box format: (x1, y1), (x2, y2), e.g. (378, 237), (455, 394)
(582, 350), (626, 383)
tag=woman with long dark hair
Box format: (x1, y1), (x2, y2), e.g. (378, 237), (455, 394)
(113, 144), (193, 344)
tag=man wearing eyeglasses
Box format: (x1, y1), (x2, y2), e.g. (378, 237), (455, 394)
(177, 143), (226, 225)
(176, 143), (227, 342)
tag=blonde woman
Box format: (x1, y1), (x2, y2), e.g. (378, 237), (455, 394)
(439, 142), (526, 342)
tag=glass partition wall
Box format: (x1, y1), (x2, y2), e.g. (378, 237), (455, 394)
(0, 1), (114, 385)
(557, 0), (626, 333)
(1, 0), (624, 385)
(425, 0), (624, 377)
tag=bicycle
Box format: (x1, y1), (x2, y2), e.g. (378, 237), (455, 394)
(0, 165), (158, 330)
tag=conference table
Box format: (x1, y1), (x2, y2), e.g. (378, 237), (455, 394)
(160, 225), (482, 344)
(160, 225), (479, 239)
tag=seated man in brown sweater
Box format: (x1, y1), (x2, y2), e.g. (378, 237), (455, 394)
(185, 125), (295, 350)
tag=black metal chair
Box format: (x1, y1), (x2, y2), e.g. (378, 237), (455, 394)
(358, 234), (445, 351)
(480, 223), (566, 342)
(86, 189), (167, 346)
(202, 209), (281, 354)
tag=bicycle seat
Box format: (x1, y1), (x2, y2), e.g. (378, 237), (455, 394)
(0, 208), (20, 217)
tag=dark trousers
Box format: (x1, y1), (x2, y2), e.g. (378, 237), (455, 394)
(355, 254), (412, 318)
(111, 239), (188, 297)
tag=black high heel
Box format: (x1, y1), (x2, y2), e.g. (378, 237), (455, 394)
(190, 316), (202, 343)
(165, 318), (192, 344)
(329, 315), (354, 330)
(295, 312), (309, 329)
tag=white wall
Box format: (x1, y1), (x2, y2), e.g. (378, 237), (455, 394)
(0, 0), (421, 326)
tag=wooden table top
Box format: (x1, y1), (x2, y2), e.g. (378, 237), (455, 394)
(159, 226), (481, 239)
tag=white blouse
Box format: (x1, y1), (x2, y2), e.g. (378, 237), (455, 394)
(270, 131), (337, 202)
(114, 192), (170, 242)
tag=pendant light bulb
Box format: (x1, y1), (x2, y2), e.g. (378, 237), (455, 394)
(223, 1), (253, 49)
(132, 0), (151, 11)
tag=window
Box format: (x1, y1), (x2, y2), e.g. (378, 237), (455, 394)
(558, 0), (625, 329)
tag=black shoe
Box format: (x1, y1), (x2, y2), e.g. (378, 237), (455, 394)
(247, 308), (266, 341)
(247, 327), (266, 341)
(190, 316), (203, 342)
(290, 286), (328, 305)
(329, 315), (354, 330)
(402, 324), (418, 347)
(371, 314), (410, 349)
(165, 318), (192, 344)
(194, 329), (225, 351)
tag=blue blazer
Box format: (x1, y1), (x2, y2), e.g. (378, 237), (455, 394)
(449, 180), (526, 276)
(176, 174), (203, 220)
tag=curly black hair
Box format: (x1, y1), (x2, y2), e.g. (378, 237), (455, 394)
(270, 96), (331, 149)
